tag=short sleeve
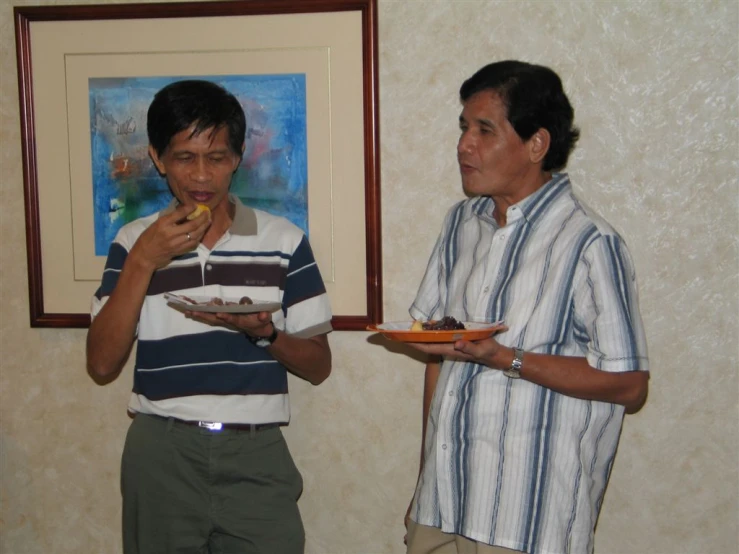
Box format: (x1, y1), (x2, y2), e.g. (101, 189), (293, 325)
(282, 235), (333, 337)
(572, 234), (649, 372)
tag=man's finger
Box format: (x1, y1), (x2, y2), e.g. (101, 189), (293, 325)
(454, 340), (476, 354)
(163, 204), (194, 223)
(256, 311), (272, 323)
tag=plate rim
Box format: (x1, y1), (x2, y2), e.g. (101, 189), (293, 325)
(366, 320), (505, 342)
(369, 320), (504, 332)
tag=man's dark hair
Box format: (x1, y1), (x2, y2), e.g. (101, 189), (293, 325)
(460, 61), (580, 171)
(147, 80), (246, 157)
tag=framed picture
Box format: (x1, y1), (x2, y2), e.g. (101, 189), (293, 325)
(14, 0), (382, 330)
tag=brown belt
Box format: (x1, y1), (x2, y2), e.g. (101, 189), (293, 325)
(150, 414), (280, 433)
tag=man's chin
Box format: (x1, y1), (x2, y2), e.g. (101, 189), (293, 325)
(461, 179), (489, 198)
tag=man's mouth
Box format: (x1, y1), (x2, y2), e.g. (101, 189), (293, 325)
(189, 191), (214, 203)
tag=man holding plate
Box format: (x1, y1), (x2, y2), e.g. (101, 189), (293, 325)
(86, 80), (332, 553)
(403, 61), (649, 554)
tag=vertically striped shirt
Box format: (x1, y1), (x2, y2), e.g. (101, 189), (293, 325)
(91, 196), (333, 424)
(409, 174), (648, 554)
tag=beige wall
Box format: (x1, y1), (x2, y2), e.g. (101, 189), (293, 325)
(1, 1), (737, 553)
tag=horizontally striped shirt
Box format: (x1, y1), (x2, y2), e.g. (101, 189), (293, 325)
(91, 196), (332, 424)
(409, 173), (648, 554)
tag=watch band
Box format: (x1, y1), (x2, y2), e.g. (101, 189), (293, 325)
(248, 324), (279, 348)
(503, 347), (524, 379)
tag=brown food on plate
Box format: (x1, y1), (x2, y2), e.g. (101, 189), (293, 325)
(208, 296), (252, 306)
(176, 295), (256, 308)
(422, 316), (466, 331)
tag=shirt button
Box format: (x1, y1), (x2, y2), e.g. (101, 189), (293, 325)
(483, 286), (490, 293)
(499, 235), (505, 241)
(448, 391), (454, 396)
(442, 444), (447, 450)
(206, 264), (212, 271)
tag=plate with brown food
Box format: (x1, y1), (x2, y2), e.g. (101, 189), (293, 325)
(164, 293), (281, 314)
(367, 316), (505, 343)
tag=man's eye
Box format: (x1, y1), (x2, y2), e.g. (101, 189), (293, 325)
(209, 156), (226, 163)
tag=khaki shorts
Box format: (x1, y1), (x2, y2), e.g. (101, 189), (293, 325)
(121, 414), (304, 554)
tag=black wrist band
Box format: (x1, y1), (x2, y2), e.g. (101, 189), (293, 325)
(247, 323), (278, 348)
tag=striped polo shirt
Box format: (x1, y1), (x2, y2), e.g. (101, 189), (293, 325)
(409, 173), (648, 554)
(91, 196), (333, 424)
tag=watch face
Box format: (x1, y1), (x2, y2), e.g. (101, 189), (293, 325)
(251, 327), (278, 348)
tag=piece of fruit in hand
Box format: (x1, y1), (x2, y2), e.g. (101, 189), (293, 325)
(187, 204), (211, 220)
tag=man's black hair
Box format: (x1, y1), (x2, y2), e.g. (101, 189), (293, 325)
(147, 80), (246, 157)
(460, 60), (580, 171)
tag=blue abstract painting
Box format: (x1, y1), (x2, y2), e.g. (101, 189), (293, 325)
(89, 74), (308, 255)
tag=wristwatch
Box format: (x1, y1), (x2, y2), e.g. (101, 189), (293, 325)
(503, 347), (524, 379)
(248, 324), (279, 348)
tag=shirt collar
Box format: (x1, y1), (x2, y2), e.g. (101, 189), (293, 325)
(471, 172), (572, 226)
(161, 194), (258, 236)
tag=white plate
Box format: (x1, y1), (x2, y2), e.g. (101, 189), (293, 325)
(164, 293), (281, 314)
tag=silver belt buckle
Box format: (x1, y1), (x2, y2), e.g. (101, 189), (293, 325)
(198, 421), (223, 431)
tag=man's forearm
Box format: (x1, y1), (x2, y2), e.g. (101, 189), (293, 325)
(487, 346), (649, 412)
(410, 341), (649, 412)
(268, 333), (332, 385)
(86, 255), (154, 379)
(515, 350), (649, 412)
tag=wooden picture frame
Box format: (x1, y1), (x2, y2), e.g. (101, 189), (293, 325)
(14, 0), (382, 330)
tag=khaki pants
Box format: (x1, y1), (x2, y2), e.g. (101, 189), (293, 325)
(407, 520), (524, 554)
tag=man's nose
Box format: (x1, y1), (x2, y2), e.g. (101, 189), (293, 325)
(458, 132), (473, 154)
(192, 157), (211, 181)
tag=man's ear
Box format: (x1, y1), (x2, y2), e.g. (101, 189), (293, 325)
(148, 144), (166, 175)
(529, 128), (551, 165)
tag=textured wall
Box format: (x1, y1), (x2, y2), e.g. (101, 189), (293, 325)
(1, 1), (737, 553)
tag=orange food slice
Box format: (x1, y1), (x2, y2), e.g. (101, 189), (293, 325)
(186, 204), (211, 220)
